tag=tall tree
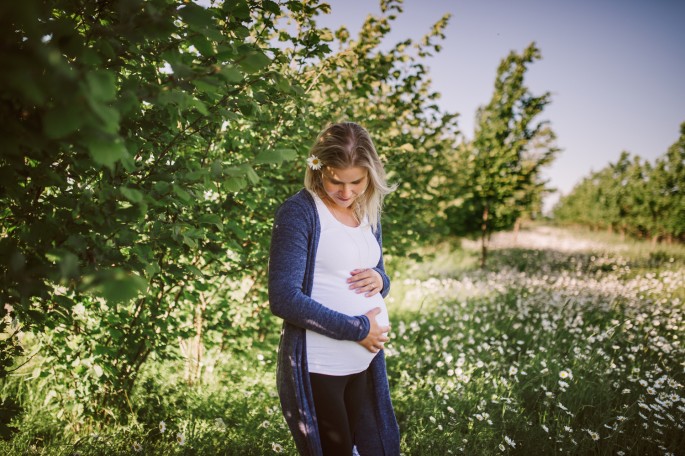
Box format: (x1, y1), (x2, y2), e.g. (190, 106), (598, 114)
(445, 43), (558, 267)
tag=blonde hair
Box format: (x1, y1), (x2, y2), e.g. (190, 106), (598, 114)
(304, 122), (395, 231)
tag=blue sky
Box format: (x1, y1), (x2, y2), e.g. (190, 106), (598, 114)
(315, 0), (685, 211)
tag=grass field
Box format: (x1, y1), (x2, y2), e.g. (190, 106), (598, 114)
(387, 225), (685, 455)
(2, 224), (684, 455)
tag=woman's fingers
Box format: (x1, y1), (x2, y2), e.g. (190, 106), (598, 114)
(358, 309), (391, 353)
(365, 307), (381, 318)
(347, 269), (382, 296)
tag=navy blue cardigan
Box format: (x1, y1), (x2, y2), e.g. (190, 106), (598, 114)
(268, 189), (400, 455)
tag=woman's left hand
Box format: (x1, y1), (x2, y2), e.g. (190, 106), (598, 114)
(347, 268), (383, 297)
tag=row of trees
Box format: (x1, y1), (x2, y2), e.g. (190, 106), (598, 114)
(553, 124), (684, 243)
(0, 0), (556, 435)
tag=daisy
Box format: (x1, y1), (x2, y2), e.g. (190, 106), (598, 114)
(132, 442), (142, 452)
(272, 442), (284, 453)
(176, 432), (185, 445)
(307, 155), (322, 170)
(159, 420), (166, 433)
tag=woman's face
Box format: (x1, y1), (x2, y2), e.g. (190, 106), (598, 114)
(322, 166), (368, 209)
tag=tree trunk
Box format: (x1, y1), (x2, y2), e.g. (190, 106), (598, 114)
(184, 293), (207, 385)
(480, 205), (489, 268)
(513, 218), (521, 244)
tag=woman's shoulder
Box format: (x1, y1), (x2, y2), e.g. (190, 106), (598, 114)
(276, 189), (316, 220)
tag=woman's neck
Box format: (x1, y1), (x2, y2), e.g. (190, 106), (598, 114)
(322, 195), (360, 227)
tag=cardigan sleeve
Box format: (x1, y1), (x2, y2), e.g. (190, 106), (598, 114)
(268, 198), (371, 341)
(371, 221), (391, 298)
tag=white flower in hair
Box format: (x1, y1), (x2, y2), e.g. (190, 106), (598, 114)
(307, 155), (322, 170)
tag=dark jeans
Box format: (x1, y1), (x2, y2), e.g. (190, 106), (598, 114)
(310, 369), (369, 456)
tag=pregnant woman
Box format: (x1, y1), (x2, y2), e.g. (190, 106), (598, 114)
(268, 122), (400, 455)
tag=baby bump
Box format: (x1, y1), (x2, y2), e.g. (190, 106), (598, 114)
(312, 285), (387, 317)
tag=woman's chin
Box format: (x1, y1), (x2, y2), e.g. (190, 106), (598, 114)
(331, 196), (355, 208)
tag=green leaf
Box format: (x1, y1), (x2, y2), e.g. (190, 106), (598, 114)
(255, 148), (297, 164)
(59, 252), (79, 280)
(238, 47), (271, 73)
(84, 137), (129, 170)
(219, 66), (243, 83)
(6, 70), (45, 104)
(226, 0), (251, 20)
(223, 177), (246, 192)
(86, 98), (121, 133)
(184, 265), (202, 277)
(189, 35), (215, 56)
(43, 105), (85, 139)
(101, 272), (147, 303)
(192, 79), (219, 97)
(80, 47), (102, 66)
(182, 235), (198, 249)
(199, 214), (223, 230)
(85, 70), (117, 101)
(145, 261), (161, 278)
(186, 169), (207, 181)
(263, 0), (281, 14)
(190, 97), (209, 115)
(210, 160), (222, 178)
(173, 184), (191, 202)
(241, 165), (259, 185)
(178, 3), (214, 30)
(153, 181), (172, 195)
(120, 187), (143, 203)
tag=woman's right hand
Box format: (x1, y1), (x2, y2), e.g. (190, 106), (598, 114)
(358, 307), (390, 353)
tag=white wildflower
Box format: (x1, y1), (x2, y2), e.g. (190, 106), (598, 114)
(307, 155), (323, 170)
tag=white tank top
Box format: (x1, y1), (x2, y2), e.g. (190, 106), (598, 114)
(306, 193), (390, 375)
